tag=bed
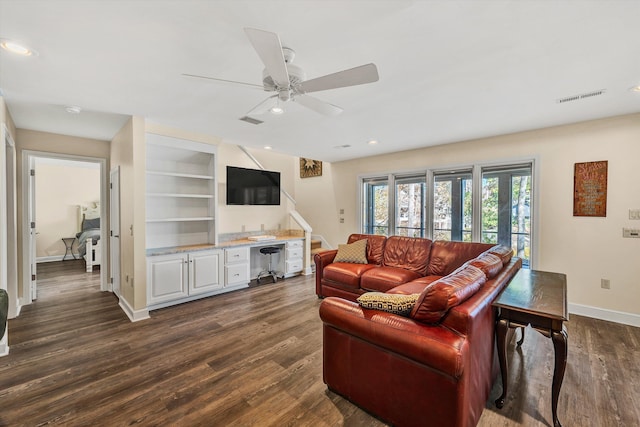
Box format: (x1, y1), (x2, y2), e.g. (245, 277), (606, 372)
(77, 203), (102, 272)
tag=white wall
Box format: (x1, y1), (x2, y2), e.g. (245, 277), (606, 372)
(296, 113), (640, 323)
(216, 143), (296, 235)
(34, 160), (100, 259)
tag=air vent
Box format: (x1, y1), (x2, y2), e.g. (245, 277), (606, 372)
(239, 116), (263, 125)
(557, 89), (606, 104)
(333, 144), (352, 149)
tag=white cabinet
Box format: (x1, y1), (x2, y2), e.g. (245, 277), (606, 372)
(225, 246), (250, 286)
(147, 249), (223, 308)
(285, 239), (304, 277)
(145, 133), (217, 250)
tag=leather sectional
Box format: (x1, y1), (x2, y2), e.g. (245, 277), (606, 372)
(315, 234), (522, 427)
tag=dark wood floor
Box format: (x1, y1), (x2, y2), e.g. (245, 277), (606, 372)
(1, 261), (638, 426)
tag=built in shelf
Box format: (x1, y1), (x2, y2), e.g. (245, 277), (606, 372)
(146, 170), (214, 180)
(146, 217), (214, 223)
(147, 192), (213, 199)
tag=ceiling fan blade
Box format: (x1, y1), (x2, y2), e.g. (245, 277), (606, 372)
(181, 73), (265, 90)
(299, 63), (379, 94)
(246, 95), (278, 116)
(295, 94), (343, 116)
(244, 28), (290, 89)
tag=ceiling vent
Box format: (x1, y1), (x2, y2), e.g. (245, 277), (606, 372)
(239, 116), (263, 125)
(557, 89), (606, 104)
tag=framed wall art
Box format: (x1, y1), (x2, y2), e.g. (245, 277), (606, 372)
(573, 160), (608, 217)
(300, 158), (322, 178)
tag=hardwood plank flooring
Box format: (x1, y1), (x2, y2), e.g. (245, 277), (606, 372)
(1, 261), (638, 426)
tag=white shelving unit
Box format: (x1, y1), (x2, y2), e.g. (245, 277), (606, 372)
(145, 133), (217, 250)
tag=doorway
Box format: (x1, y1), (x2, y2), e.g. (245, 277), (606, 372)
(21, 151), (108, 305)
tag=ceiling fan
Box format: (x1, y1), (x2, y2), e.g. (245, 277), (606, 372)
(183, 28), (379, 118)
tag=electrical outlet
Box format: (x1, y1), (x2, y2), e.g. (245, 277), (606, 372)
(601, 279), (610, 289)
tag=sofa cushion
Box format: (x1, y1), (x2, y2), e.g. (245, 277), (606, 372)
(388, 276), (442, 295)
(426, 241), (494, 276)
(466, 253), (503, 279)
(360, 266), (422, 293)
(334, 238), (368, 264)
(357, 292), (420, 316)
(488, 245), (514, 265)
(323, 263), (378, 289)
(348, 234), (387, 265)
(410, 264), (487, 323)
(382, 236), (432, 275)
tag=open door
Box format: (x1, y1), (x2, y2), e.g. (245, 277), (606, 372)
(109, 167), (121, 297)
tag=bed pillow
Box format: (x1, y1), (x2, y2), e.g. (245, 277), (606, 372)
(82, 217), (100, 230)
(357, 292), (419, 316)
(333, 239), (368, 264)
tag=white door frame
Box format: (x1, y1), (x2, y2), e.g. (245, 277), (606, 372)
(109, 166), (121, 297)
(21, 150), (108, 305)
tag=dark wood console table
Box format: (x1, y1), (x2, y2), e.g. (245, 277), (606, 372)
(493, 269), (568, 427)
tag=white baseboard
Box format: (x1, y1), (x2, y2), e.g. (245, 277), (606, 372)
(37, 255), (79, 263)
(0, 334), (8, 357)
(118, 297), (150, 322)
(569, 303), (640, 328)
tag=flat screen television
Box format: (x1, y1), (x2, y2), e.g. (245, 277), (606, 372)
(226, 166), (281, 205)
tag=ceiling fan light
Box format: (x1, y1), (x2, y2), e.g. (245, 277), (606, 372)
(0, 39), (35, 56)
(270, 105), (284, 115)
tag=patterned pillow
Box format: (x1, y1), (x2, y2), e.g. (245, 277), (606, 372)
(357, 292), (420, 316)
(334, 239), (368, 264)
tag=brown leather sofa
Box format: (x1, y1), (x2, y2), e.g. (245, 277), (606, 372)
(316, 234), (522, 427)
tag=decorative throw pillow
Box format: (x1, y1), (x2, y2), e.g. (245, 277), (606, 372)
(333, 238), (368, 264)
(357, 292), (420, 316)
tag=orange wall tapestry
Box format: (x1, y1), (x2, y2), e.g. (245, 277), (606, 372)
(573, 160), (608, 217)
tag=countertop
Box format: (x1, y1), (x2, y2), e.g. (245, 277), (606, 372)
(146, 233), (305, 257)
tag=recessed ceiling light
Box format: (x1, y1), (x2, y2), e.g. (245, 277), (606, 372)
(65, 105), (82, 114)
(630, 85), (640, 92)
(0, 39), (36, 56)
(367, 140), (379, 145)
(264, 145), (272, 150)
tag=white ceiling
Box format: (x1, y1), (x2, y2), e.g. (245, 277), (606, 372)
(1, 1), (639, 163)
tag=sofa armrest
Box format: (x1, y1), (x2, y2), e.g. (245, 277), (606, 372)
(319, 296), (467, 378)
(314, 249), (338, 297)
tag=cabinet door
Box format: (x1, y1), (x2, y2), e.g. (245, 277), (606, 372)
(147, 253), (189, 304)
(189, 250), (224, 295)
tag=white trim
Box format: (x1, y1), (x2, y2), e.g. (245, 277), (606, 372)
(118, 297), (150, 322)
(311, 234), (333, 250)
(0, 339), (8, 357)
(21, 150), (109, 305)
(36, 252), (82, 264)
(569, 303), (640, 327)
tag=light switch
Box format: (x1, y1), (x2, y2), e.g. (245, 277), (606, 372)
(629, 209), (640, 220)
(622, 228), (640, 238)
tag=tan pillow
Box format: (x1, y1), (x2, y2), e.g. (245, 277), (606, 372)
(357, 292), (420, 316)
(334, 239), (368, 264)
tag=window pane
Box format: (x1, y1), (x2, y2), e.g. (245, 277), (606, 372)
(396, 178), (425, 237)
(363, 179), (389, 235)
(434, 171), (472, 241)
(433, 180), (452, 240)
(481, 165), (532, 267)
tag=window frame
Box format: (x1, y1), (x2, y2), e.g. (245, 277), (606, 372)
(358, 158), (538, 268)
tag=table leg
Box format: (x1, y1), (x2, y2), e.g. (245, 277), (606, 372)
(495, 318), (509, 408)
(551, 327), (568, 427)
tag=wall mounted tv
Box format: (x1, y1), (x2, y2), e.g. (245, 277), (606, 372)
(226, 166), (281, 205)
